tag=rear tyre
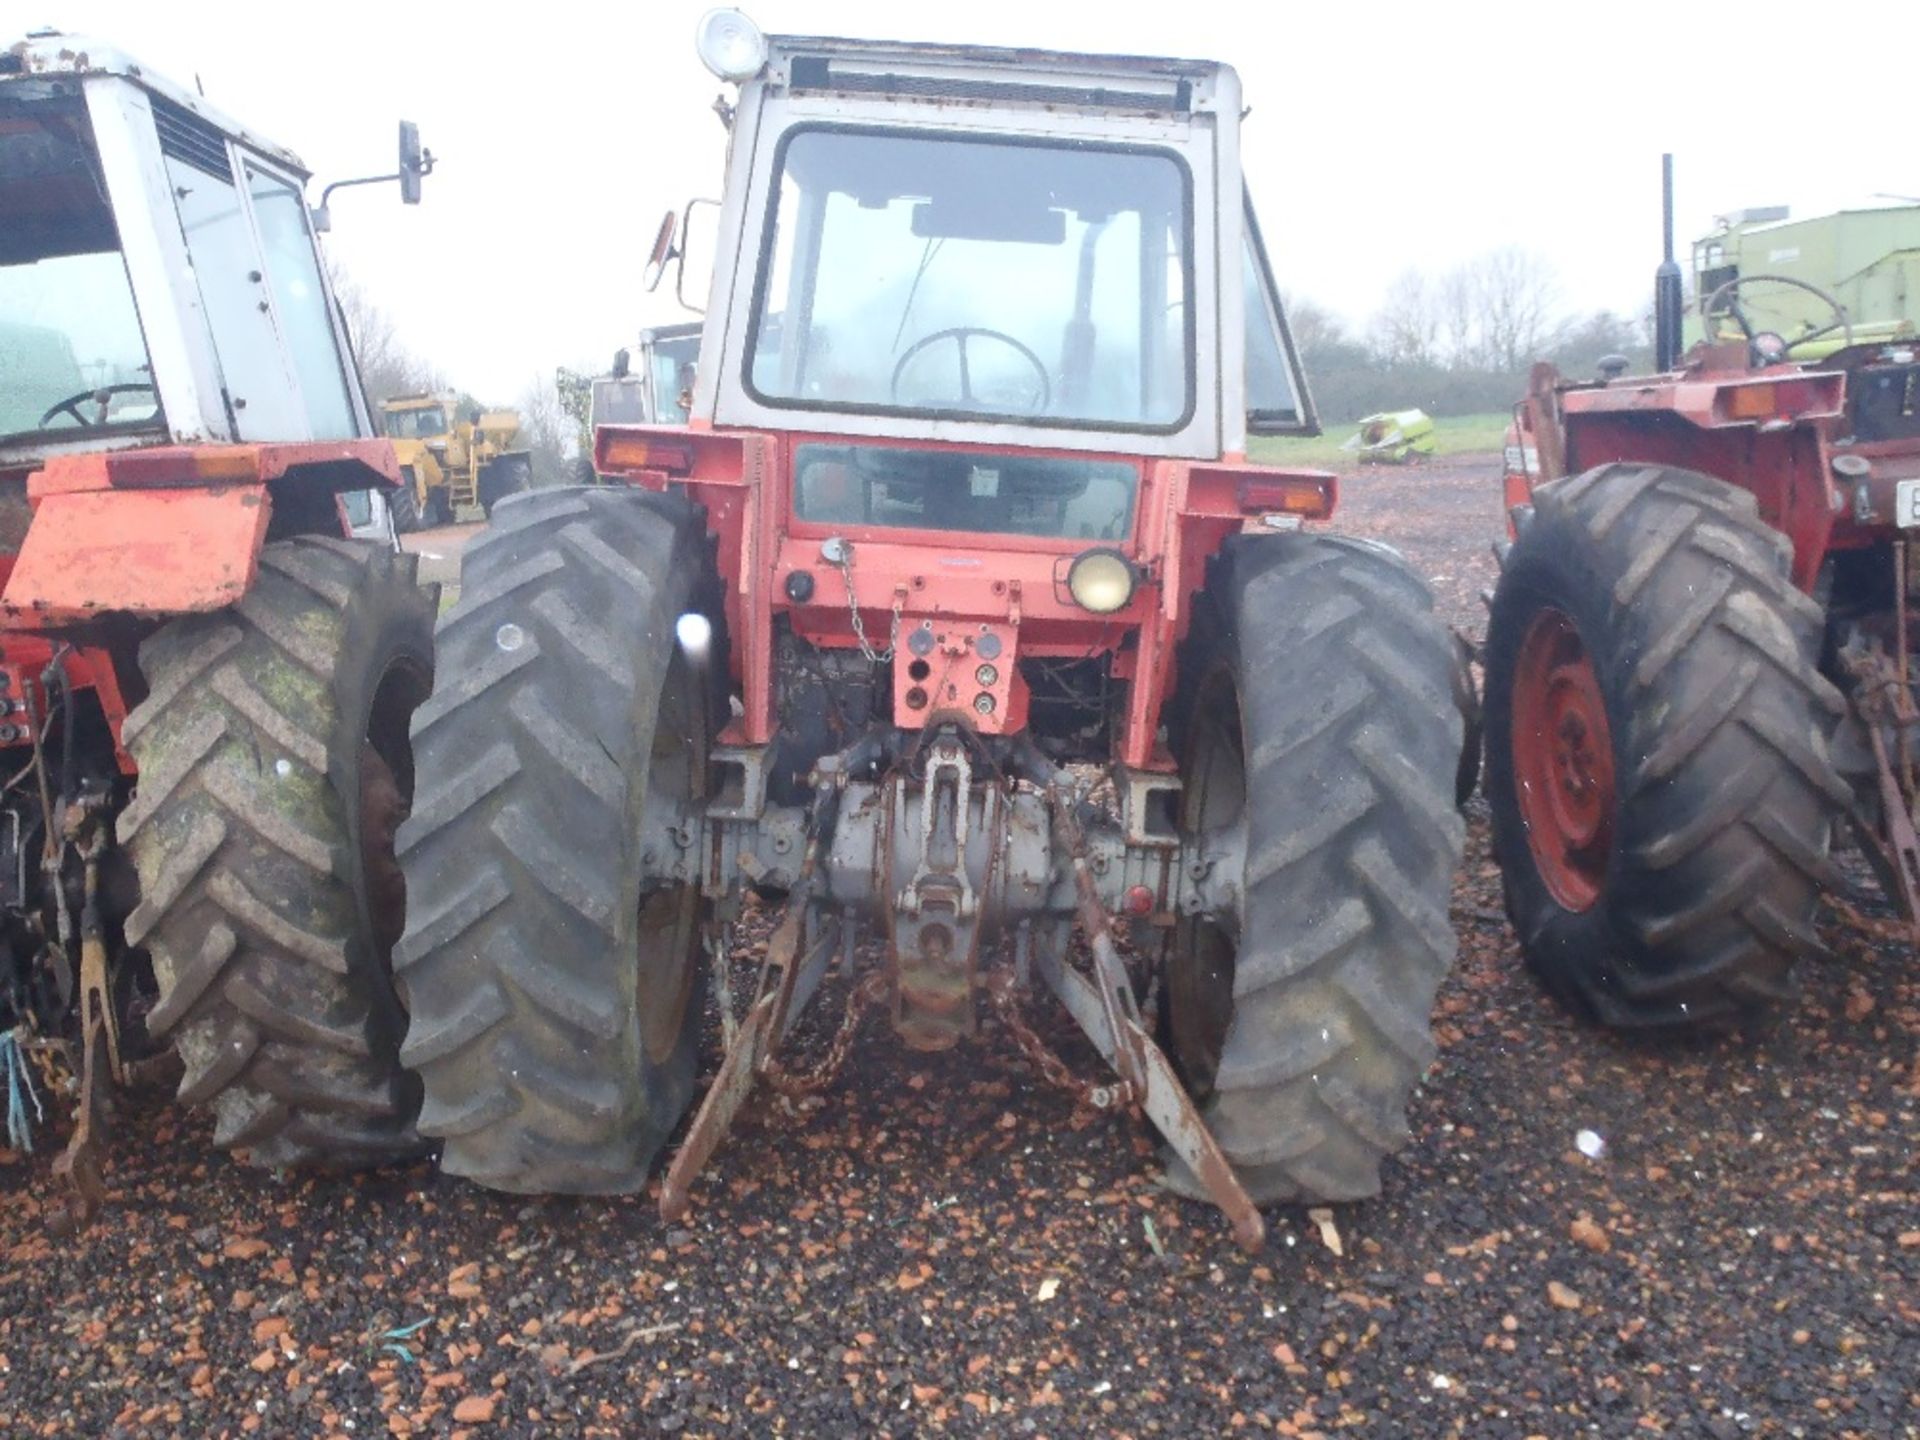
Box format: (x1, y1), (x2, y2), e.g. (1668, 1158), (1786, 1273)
(1164, 534), (1464, 1204)
(390, 472), (422, 534)
(424, 488), (455, 529)
(477, 455), (533, 518)
(122, 539), (435, 1167)
(396, 487), (718, 1192)
(1485, 463), (1847, 1033)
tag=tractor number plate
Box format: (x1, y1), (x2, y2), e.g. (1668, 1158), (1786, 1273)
(1898, 480), (1920, 528)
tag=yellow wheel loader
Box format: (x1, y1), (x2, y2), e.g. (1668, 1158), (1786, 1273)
(379, 393), (532, 529)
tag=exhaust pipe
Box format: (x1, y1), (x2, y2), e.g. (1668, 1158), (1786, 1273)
(1654, 153), (1685, 371)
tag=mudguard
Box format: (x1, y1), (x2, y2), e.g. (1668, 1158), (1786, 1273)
(1, 441), (397, 627)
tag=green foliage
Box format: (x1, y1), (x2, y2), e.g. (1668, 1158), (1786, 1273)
(554, 367), (595, 458)
(1285, 291), (1653, 429)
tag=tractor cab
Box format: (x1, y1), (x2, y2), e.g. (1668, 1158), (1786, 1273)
(637, 321), (700, 424)
(1686, 203), (1920, 358)
(609, 15), (1334, 769)
(1, 33), (429, 550)
(0, 35), (402, 469)
(670, 24), (1314, 458)
(588, 321), (703, 436)
(383, 399), (452, 440)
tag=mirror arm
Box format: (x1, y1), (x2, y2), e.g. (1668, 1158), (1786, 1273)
(310, 152), (437, 232)
(674, 236), (699, 313)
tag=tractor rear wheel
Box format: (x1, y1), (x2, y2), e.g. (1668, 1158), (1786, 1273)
(122, 538), (435, 1166)
(395, 487), (718, 1192)
(477, 455), (533, 519)
(1164, 534), (1464, 1204)
(1485, 463), (1848, 1033)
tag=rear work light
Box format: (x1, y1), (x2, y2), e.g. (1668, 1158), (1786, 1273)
(695, 8), (768, 81)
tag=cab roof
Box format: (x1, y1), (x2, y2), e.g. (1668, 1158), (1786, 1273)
(2, 30), (309, 176)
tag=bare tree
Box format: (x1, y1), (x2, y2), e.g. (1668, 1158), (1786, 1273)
(325, 262), (444, 409)
(1370, 269), (1441, 366)
(1551, 308), (1647, 376)
(1280, 292), (1347, 356)
(514, 373), (573, 488)
(1437, 267), (1477, 367)
(1462, 247), (1560, 372)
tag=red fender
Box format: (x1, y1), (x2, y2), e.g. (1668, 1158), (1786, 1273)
(2, 440), (397, 627)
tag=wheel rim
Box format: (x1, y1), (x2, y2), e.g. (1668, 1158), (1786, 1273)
(1510, 607), (1615, 912)
(636, 645), (708, 1065)
(1167, 664), (1243, 1098)
(361, 654), (433, 969)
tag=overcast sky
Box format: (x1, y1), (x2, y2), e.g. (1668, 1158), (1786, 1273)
(42, 0), (1915, 402)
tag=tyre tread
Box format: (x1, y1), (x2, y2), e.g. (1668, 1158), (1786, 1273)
(124, 538), (431, 1167)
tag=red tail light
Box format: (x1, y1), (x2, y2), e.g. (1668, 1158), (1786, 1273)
(1236, 474), (1335, 519)
(598, 433), (696, 475)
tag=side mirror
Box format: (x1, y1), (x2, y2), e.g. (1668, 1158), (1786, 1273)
(313, 122), (434, 231)
(674, 198), (722, 314)
(399, 120), (432, 205)
(643, 211), (680, 293)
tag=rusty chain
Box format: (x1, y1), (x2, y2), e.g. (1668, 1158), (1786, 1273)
(761, 970), (889, 1097)
(827, 540), (905, 664)
(1823, 889), (1917, 948)
(984, 966), (1132, 1112)
(746, 956), (1144, 1109)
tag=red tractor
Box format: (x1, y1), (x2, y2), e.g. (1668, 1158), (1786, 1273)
(393, 14), (1469, 1248)
(1488, 157), (1918, 1033)
(0, 34), (433, 1222)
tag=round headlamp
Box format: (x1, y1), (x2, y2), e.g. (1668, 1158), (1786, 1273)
(695, 8), (768, 82)
(1066, 548), (1136, 615)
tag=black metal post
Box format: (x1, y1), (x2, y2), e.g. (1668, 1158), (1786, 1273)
(1654, 154), (1685, 371)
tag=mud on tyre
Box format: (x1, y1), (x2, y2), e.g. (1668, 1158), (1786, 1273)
(1164, 533), (1464, 1204)
(395, 487), (719, 1193)
(122, 538), (435, 1167)
(1485, 462), (1848, 1033)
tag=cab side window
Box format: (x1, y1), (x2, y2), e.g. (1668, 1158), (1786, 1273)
(247, 166), (356, 439)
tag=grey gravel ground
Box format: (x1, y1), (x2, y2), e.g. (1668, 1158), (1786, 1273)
(0, 460), (1912, 1439)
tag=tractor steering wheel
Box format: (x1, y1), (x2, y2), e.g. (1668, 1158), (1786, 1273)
(890, 327), (1051, 414)
(1701, 274), (1854, 365)
(38, 382), (159, 429)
